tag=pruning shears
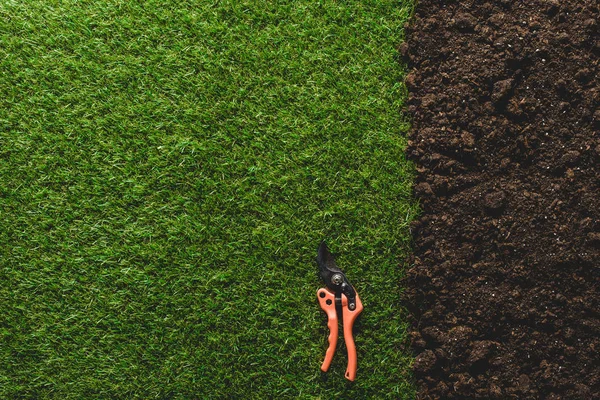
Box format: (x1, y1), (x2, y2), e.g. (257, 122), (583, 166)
(316, 242), (363, 381)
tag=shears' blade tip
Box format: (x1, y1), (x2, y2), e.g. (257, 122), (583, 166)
(317, 240), (328, 253)
(316, 241), (334, 269)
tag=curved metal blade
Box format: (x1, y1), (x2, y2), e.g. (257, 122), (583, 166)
(316, 241), (356, 309)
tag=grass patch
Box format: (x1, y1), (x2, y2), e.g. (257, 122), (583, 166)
(0, 0), (416, 397)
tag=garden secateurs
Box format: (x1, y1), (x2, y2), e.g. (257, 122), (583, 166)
(316, 242), (363, 381)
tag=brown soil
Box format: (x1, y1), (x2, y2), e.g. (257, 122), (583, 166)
(403, 1), (599, 399)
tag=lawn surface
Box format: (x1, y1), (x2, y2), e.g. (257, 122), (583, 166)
(0, 0), (416, 398)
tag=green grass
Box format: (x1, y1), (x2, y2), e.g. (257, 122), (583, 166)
(0, 0), (417, 398)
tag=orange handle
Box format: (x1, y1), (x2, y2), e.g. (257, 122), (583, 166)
(317, 288), (338, 372)
(342, 292), (363, 381)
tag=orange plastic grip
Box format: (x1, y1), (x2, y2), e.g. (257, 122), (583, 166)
(317, 288), (338, 372)
(342, 292), (363, 381)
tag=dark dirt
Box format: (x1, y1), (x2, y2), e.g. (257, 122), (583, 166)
(403, 1), (599, 398)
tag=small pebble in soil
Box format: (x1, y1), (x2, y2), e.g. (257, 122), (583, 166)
(483, 190), (507, 213)
(414, 350), (437, 373)
(491, 79), (514, 105)
(560, 150), (581, 166)
(453, 13), (477, 32)
(415, 182), (434, 196)
(586, 232), (600, 245)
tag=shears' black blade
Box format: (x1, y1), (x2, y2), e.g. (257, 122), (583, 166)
(316, 242), (356, 308)
(317, 241), (342, 282)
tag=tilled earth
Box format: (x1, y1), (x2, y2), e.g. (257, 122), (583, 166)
(403, 1), (599, 398)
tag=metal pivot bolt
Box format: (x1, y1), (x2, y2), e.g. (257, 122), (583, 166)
(331, 273), (344, 285)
